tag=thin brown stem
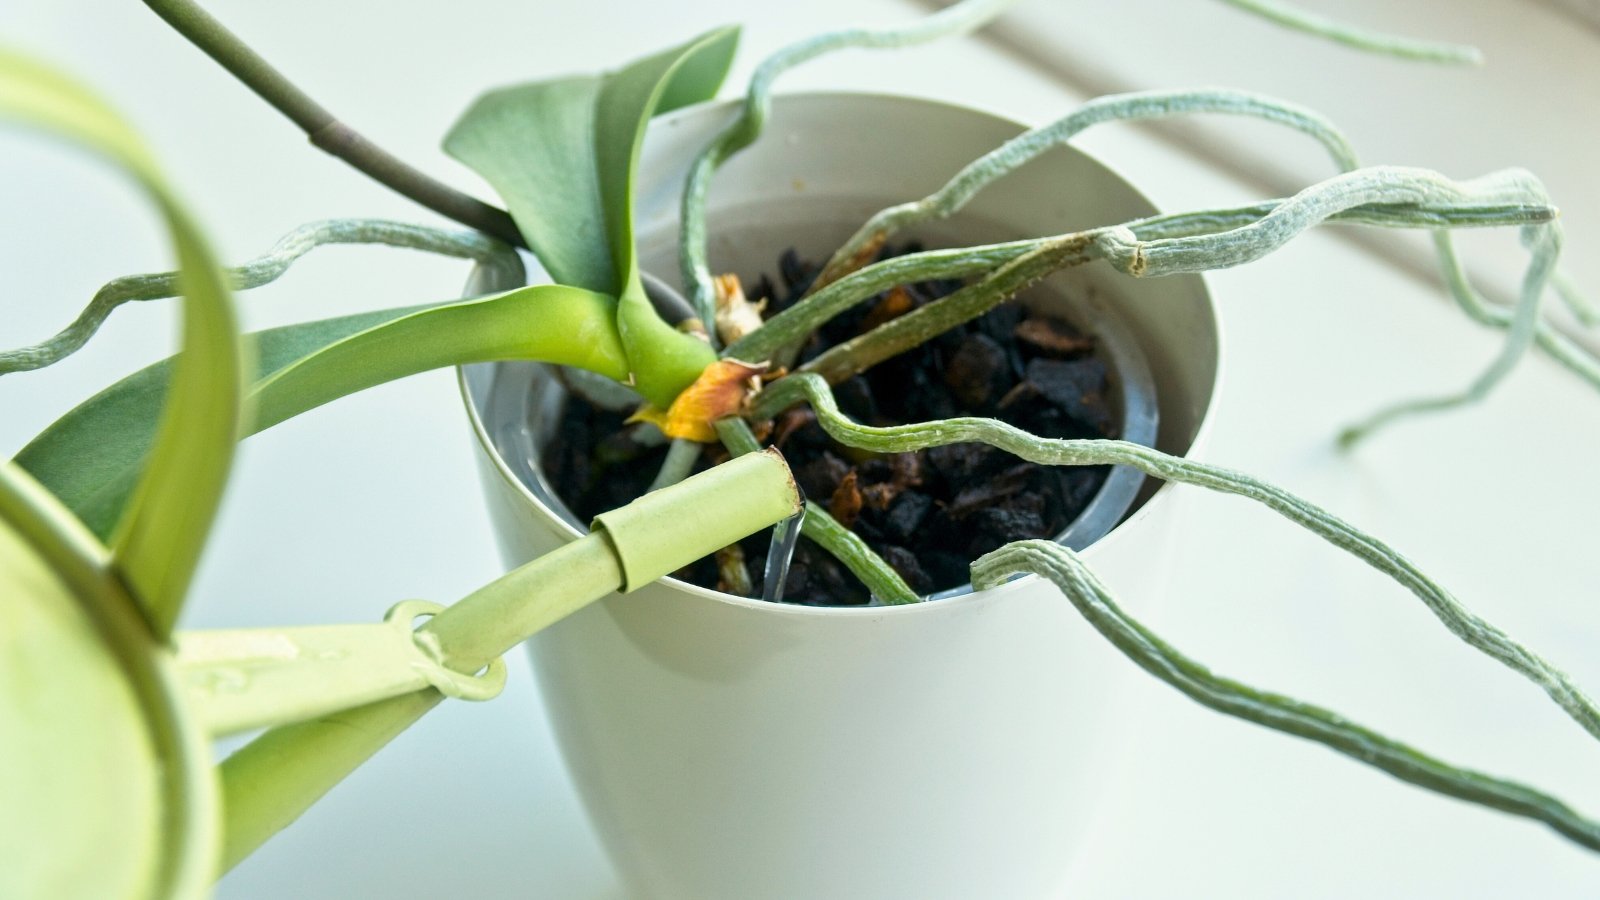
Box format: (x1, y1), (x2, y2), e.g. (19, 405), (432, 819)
(143, 0), (524, 246)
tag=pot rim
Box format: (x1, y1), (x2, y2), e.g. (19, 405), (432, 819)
(457, 89), (1225, 619)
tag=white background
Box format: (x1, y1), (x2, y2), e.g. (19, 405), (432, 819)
(3, 0), (1600, 896)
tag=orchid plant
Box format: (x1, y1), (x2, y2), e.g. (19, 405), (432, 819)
(5, 0), (1600, 895)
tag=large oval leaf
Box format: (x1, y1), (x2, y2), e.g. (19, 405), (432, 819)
(444, 76), (612, 293)
(443, 28), (737, 297)
(593, 27), (740, 298)
(597, 29), (735, 408)
(443, 28), (736, 407)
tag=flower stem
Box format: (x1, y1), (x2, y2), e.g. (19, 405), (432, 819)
(143, 0), (523, 245)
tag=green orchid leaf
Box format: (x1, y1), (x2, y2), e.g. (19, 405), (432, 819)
(443, 27), (736, 296)
(445, 77), (613, 292)
(594, 26), (740, 296)
(246, 284), (628, 432)
(0, 463), (217, 900)
(19, 304), (430, 539)
(114, 214), (242, 635)
(1, 47), (243, 636)
(19, 286), (627, 539)
(443, 28), (736, 408)
(597, 29), (734, 408)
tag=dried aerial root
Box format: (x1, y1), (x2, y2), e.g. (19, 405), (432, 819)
(631, 358), (767, 442)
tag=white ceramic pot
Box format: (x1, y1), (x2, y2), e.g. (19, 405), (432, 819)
(460, 93), (1221, 899)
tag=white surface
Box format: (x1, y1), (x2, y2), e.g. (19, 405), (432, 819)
(2, 1), (1598, 897)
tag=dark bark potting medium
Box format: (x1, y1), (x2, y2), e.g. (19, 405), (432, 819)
(542, 243), (1117, 606)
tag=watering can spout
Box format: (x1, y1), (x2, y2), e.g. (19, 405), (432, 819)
(593, 445), (801, 591)
(175, 447), (800, 737)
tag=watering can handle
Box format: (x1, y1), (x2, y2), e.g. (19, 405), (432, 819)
(175, 600), (506, 737)
(173, 447), (801, 739)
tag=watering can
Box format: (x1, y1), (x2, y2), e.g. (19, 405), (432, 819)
(0, 449), (800, 900)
